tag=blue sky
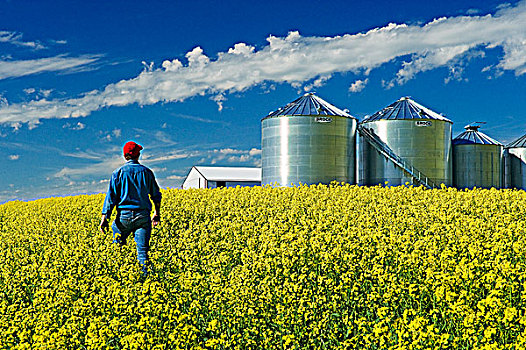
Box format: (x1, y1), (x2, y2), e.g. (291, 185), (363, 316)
(1, 0), (525, 202)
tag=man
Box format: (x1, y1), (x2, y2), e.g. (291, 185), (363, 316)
(99, 141), (162, 276)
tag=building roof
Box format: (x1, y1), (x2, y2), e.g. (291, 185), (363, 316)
(362, 97), (452, 123)
(193, 166), (261, 182)
(453, 125), (502, 145)
(264, 93), (355, 119)
(507, 133), (526, 148)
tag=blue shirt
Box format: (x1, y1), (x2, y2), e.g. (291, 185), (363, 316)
(102, 159), (162, 216)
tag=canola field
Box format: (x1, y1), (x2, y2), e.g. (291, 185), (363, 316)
(1, 184), (526, 349)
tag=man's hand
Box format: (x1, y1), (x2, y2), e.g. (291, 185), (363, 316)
(152, 213), (161, 227)
(99, 215), (109, 233)
(152, 201), (161, 227)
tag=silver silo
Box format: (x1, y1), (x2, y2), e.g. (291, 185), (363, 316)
(261, 93), (357, 186)
(504, 133), (526, 190)
(359, 97), (452, 187)
(453, 124), (503, 189)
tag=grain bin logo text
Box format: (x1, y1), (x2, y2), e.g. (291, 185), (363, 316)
(315, 117), (333, 123)
(415, 121), (432, 127)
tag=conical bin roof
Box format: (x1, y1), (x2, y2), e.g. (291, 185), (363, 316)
(264, 93), (355, 119)
(507, 133), (526, 148)
(362, 97), (451, 123)
(453, 125), (502, 145)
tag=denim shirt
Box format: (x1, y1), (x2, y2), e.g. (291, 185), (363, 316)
(102, 160), (162, 216)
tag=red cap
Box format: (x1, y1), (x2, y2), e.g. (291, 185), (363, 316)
(123, 141), (143, 158)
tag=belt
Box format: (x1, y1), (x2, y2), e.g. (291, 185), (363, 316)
(117, 208), (148, 213)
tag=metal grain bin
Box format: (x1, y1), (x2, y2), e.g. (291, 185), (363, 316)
(453, 124), (503, 189)
(504, 133), (526, 190)
(359, 97), (452, 187)
(261, 93), (357, 186)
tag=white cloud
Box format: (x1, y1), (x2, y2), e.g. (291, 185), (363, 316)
(166, 174), (185, 180)
(482, 65), (493, 72)
(498, 37), (526, 74)
(214, 148), (245, 155)
(227, 154), (250, 162)
(186, 46), (210, 67)
(249, 148), (262, 156)
(63, 121), (86, 130)
(151, 130), (177, 145)
(141, 61), (155, 72)
(390, 46), (485, 86)
(171, 113), (227, 125)
(208, 147), (262, 166)
(0, 139), (107, 157)
(227, 43), (255, 56)
(74, 122), (86, 130)
(0, 54), (101, 81)
(142, 150), (200, 163)
(392, 45), (473, 85)
(58, 178), (112, 195)
(0, 30), (45, 50)
(40, 89), (53, 98)
(8, 154), (19, 160)
(60, 150), (103, 160)
(161, 59), (183, 72)
(212, 94), (225, 111)
(304, 75), (332, 92)
(24, 88), (54, 98)
(1, 1), (525, 126)
(349, 78), (369, 93)
(54, 156), (123, 180)
(99, 128), (123, 142)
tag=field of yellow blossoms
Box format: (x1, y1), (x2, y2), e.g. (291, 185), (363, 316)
(1, 184), (526, 349)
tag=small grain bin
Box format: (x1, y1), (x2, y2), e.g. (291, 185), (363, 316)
(261, 93), (357, 186)
(504, 133), (526, 190)
(359, 97), (452, 187)
(453, 124), (503, 189)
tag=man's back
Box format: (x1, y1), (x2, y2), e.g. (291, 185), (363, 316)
(109, 160), (161, 212)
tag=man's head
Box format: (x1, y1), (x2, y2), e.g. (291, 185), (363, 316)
(123, 141), (143, 160)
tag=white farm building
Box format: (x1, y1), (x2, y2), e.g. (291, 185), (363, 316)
(182, 166), (261, 189)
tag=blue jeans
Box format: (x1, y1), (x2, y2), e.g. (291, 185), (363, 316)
(112, 209), (151, 270)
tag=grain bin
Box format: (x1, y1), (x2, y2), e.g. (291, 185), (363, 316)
(453, 124), (503, 189)
(504, 133), (526, 190)
(261, 93), (357, 186)
(359, 97), (452, 187)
